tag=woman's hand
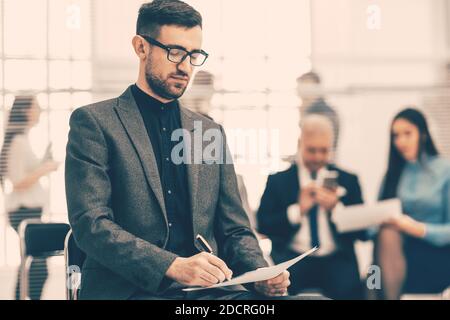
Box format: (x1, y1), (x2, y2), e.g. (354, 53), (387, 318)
(40, 160), (60, 174)
(13, 160), (60, 192)
(385, 215), (426, 238)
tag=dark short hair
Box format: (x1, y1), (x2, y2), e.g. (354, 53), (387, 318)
(297, 71), (321, 84)
(136, 0), (202, 37)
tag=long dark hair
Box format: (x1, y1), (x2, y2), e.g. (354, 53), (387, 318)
(380, 108), (439, 200)
(0, 96), (36, 186)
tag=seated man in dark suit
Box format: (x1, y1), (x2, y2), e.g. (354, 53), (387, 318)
(257, 115), (367, 300)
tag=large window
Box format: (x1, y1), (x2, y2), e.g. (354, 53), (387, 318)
(0, 0), (93, 266)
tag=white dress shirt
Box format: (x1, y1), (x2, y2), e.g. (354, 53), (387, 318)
(287, 165), (344, 256)
(4, 134), (48, 212)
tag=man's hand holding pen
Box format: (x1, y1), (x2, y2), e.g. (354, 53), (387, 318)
(165, 234), (233, 287)
(165, 252), (233, 287)
(165, 234), (292, 297)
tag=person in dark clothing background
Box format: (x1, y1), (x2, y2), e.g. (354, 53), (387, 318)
(257, 115), (367, 299)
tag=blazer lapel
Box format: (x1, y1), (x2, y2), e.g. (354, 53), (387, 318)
(179, 107), (200, 233)
(114, 87), (168, 221)
(289, 164), (301, 204)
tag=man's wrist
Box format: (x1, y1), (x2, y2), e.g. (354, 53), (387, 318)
(165, 256), (182, 280)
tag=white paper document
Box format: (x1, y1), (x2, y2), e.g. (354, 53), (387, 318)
(332, 198), (402, 232)
(182, 247), (318, 292)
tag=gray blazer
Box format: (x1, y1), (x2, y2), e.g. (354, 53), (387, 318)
(65, 86), (268, 300)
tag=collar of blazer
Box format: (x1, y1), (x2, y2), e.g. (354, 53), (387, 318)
(113, 86), (203, 231)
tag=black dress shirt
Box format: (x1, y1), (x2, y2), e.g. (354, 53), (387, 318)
(131, 84), (195, 257)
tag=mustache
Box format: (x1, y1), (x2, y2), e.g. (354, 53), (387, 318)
(170, 71), (189, 80)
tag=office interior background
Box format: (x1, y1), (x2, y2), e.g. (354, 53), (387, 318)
(0, 0), (450, 299)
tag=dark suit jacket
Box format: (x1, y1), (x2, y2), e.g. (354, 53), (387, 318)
(256, 164), (366, 255)
(65, 86), (268, 300)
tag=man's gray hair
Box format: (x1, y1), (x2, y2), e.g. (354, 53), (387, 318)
(300, 114), (335, 142)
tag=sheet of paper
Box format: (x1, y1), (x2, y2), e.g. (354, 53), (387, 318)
(183, 247), (318, 292)
(331, 199), (402, 232)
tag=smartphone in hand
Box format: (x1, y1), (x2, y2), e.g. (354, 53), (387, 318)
(322, 171), (338, 191)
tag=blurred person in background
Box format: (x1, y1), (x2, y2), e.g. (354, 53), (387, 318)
(297, 71), (340, 151)
(182, 70), (215, 118)
(182, 70), (254, 225)
(0, 96), (60, 300)
(257, 115), (367, 299)
(376, 108), (450, 300)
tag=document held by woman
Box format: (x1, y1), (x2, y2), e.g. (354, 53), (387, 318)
(331, 199), (403, 232)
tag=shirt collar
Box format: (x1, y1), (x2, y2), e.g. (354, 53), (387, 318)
(131, 83), (179, 113)
(297, 162), (328, 186)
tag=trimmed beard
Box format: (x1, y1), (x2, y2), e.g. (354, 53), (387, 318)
(145, 62), (188, 100)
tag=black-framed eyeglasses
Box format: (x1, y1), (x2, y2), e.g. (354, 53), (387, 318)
(139, 34), (209, 67)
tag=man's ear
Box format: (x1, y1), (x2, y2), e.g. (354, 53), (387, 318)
(132, 35), (147, 59)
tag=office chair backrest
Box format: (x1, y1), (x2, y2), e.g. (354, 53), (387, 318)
(64, 229), (86, 300)
(20, 220), (71, 257)
(18, 219), (70, 300)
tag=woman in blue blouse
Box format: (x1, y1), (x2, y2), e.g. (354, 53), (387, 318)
(376, 108), (450, 300)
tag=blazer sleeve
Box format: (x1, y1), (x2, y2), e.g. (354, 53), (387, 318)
(214, 125), (269, 275)
(65, 107), (178, 294)
(256, 174), (299, 239)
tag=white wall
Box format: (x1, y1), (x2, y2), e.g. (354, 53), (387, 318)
(91, 0), (143, 99)
(310, 0), (449, 202)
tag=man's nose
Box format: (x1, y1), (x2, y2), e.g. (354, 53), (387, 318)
(313, 152), (323, 160)
(177, 56), (193, 75)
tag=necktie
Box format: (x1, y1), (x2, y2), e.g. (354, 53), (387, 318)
(309, 171), (320, 248)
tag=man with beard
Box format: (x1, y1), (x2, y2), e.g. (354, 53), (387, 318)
(65, 0), (299, 300)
